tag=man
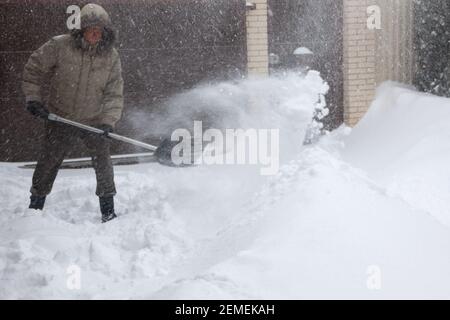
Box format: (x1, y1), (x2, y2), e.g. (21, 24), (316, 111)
(22, 4), (124, 223)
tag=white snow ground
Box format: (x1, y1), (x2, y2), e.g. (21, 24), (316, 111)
(1, 76), (450, 299)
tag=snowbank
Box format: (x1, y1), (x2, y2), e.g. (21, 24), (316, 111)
(155, 147), (450, 299)
(1, 80), (449, 299)
(343, 82), (450, 227)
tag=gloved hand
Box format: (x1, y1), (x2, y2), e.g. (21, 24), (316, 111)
(97, 124), (114, 137)
(26, 101), (49, 119)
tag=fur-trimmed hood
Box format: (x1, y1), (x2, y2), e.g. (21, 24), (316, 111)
(71, 3), (117, 54)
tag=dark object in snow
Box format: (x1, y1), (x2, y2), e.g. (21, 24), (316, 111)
(29, 195), (46, 210)
(154, 138), (176, 166)
(154, 138), (184, 167)
(26, 101), (49, 120)
(154, 137), (207, 168)
(100, 196), (117, 223)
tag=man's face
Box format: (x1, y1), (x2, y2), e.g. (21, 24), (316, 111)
(83, 26), (103, 45)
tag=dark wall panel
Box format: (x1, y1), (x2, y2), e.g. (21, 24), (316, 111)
(267, 0), (343, 129)
(0, 0), (247, 161)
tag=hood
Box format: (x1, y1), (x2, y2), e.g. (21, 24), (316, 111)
(80, 3), (112, 29)
(71, 3), (117, 54)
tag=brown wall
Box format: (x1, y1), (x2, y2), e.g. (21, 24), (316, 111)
(0, 0), (247, 161)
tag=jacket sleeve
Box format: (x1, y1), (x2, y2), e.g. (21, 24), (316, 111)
(100, 51), (124, 127)
(22, 38), (58, 103)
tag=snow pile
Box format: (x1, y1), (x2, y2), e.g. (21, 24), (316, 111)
(1, 80), (450, 299)
(155, 145), (450, 299)
(343, 82), (450, 227)
(0, 164), (191, 299)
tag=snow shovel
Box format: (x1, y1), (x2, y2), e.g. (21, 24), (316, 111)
(47, 113), (197, 167)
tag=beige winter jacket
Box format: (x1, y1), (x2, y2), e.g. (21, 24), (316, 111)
(22, 4), (124, 127)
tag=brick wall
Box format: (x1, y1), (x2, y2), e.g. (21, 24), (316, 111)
(343, 0), (377, 127)
(246, 0), (269, 76)
(343, 0), (414, 126)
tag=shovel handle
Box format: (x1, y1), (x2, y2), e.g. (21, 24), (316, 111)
(47, 113), (158, 152)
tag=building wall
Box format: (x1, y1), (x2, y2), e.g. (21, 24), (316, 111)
(246, 0), (269, 75)
(342, 0), (377, 126)
(343, 0), (414, 126)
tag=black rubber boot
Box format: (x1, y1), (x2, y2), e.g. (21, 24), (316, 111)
(99, 196), (117, 223)
(29, 195), (46, 210)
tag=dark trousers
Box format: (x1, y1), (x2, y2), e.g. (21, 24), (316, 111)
(30, 121), (116, 197)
